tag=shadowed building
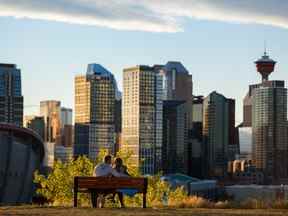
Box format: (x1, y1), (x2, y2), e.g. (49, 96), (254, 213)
(24, 115), (45, 140)
(189, 96), (204, 178)
(0, 64), (23, 126)
(162, 100), (189, 174)
(0, 124), (44, 204)
(159, 61), (193, 175)
(202, 91), (236, 178)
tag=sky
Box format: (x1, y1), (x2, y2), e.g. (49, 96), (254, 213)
(0, 0), (288, 124)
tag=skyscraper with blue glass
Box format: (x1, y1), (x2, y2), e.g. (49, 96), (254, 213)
(0, 64), (23, 126)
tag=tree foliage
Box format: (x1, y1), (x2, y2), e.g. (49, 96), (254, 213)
(34, 150), (187, 207)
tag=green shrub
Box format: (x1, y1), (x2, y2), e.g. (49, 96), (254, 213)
(34, 150), (188, 207)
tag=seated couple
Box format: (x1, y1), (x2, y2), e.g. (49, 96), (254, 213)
(93, 155), (129, 208)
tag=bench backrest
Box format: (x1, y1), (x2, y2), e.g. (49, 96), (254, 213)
(74, 177), (148, 193)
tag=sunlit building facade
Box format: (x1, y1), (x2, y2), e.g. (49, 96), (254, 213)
(122, 65), (163, 174)
(74, 64), (117, 160)
(40, 100), (61, 144)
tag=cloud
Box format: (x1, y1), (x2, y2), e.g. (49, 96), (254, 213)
(0, 0), (287, 32)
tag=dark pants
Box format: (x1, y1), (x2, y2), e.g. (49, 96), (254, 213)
(90, 190), (124, 208)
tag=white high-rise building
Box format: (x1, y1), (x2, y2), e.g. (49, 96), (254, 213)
(122, 65), (163, 175)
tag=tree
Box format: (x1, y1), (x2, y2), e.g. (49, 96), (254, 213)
(34, 151), (187, 207)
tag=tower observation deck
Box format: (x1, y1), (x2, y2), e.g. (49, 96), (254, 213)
(255, 51), (276, 82)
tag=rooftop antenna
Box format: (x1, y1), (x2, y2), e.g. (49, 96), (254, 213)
(264, 40), (267, 56)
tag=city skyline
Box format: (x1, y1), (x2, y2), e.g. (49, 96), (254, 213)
(1, 2), (288, 124)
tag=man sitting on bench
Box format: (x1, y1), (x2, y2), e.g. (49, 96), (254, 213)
(93, 155), (127, 207)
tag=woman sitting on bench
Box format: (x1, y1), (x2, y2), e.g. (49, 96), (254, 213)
(93, 155), (128, 207)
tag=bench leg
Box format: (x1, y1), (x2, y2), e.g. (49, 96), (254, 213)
(74, 190), (77, 207)
(90, 191), (98, 208)
(143, 192), (147, 208)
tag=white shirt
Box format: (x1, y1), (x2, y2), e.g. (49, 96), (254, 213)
(93, 163), (127, 177)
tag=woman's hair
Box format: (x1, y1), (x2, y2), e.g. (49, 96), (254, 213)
(114, 157), (123, 166)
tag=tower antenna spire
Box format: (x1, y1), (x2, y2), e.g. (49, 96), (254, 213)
(264, 40), (267, 56)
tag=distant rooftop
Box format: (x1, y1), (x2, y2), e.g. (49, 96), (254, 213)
(87, 63), (113, 77)
(161, 173), (200, 183)
(163, 61), (189, 74)
(0, 63), (16, 68)
(255, 52), (276, 64)
(86, 63), (121, 99)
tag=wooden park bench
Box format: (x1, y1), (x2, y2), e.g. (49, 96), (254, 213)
(74, 176), (148, 208)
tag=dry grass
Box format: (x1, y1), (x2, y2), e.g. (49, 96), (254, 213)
(1, 206), (288, 216)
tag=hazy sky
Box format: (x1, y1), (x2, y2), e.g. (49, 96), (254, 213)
(0, 0), (288, 124)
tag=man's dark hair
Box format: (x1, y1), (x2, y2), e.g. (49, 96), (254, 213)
(104, 155), (112, 163)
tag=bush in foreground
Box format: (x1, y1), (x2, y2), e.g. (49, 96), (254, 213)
(34, 150), (187, 207)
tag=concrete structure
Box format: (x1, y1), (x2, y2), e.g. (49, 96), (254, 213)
(226, 185), (288, 202)
(24, 115), (45, 140)
(202, 91), (236, 178)
(122, 65), (163, 174)
(40, 100), (61, 144)
(0, 64), (23, 126)
(162, 100), (189, 174)
(0, 123), (44, 204)
(74, 64), (117, 160)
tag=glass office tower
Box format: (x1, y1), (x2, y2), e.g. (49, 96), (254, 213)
(0, 64), (23, 126)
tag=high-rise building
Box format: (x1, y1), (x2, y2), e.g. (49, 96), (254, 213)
(242, 51), (277, 127)
(74, 64), (117, 160)
(227, 99), (240, 161)
(0, 64), (23, 126)
(202, 91), (235, 178)
(189, 96), (204, 178)
(60, 107), (73, 147)
(60, 107), (72, 128)
(122, 65), (163, 175)
(40, 100), (61, 143)
(162, 100), (189, 174)
(159, 61), (193, 103)
(159, 61), (193, 175)
(24, 115), (45, 140)
(61, 125), (73, 147)
(115, 98), (122, 153)
(252, 82), (288, 182)
(250, 51), (288, 183)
